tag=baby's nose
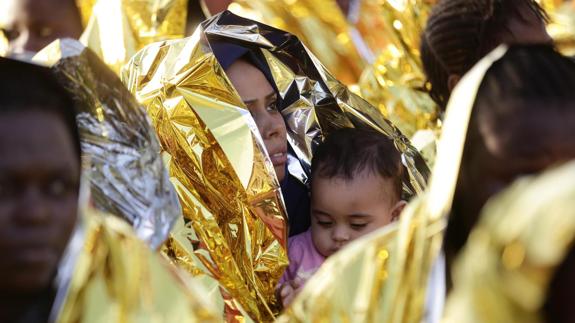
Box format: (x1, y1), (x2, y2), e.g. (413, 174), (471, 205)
(331, 226), (351, 242)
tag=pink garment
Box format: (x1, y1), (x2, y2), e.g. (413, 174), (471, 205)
(280, 229), (326, 285)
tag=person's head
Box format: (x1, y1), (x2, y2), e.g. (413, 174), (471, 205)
(0, 58), (81, 295)
(446, 45), (575, 264)
(0, 0), (83, 58)
(225, 55), (288, 182)
(310, 128), (407, 257)
(421, 0), (552, 109)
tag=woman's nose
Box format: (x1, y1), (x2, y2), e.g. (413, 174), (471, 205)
(14, 187), (50, 226)
(254, 109), (281, 140)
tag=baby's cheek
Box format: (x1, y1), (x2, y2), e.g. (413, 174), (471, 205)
(312, 228), (332, 256)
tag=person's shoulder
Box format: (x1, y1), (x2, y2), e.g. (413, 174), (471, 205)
(288, 230), (312, 248)
(287, 230), (315, 258)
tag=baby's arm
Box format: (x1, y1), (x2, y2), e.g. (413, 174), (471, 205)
(278, 269), (318, 308)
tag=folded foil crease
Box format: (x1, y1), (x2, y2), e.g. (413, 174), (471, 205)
(52, 208), (222, 322)
(32, 38), (181, 250)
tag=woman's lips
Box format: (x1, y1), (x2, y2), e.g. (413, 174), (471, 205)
(270, 151), (288, 166)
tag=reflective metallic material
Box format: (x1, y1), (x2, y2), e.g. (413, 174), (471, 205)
(77, 0), (187, 73)
(33, 39), (181, 249)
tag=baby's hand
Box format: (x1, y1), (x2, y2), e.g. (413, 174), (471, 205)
(278, 277), (305, 308)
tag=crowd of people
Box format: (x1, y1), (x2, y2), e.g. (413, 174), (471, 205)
(1, 0), (575, 322)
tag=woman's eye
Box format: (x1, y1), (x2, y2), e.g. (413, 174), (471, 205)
(266, 101), (279, 112)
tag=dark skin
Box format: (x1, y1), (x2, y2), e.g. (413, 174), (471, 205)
(448, 101), (575, 273)
(1, 0), (83, 56)
(0, 110), (79, 321)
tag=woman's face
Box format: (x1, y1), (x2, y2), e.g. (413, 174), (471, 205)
(226, 59), (288, 182)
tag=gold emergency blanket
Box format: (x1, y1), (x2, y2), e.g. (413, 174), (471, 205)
(51, 196), (220, 322)
(31, 38), (180, 250)
(227, 0), (384, 85)
(122, 18), (289, 323)
(278, 46), (509, 323)
(546, 1), (575, 56)
(123, 11), (429, 322)
(77, 0), (187, 73)
(356, 0), (440, 140)
(443, 160), (575, 323)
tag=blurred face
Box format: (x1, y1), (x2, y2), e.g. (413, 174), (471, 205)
(310, 169), (405, 257)
(0, 109), (79, 294)
(226, 59), (288, 182)
(451, 102), (575, 256)
(1, 0), (83, 57)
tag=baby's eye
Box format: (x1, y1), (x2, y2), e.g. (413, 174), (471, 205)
(316, 220), (333, 228)
(350, 223), (368, 231)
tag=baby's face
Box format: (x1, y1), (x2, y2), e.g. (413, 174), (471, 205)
(310, 170), (405, 258)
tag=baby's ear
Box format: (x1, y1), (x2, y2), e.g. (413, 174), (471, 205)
(391, 200), (407, 222)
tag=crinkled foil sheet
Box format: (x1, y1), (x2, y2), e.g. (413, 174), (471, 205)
(122, 17), (290, 323)
(32, 38), (181, 249)
(277, 44), (510, 323)
(546, 2), (575, 56)
(51, 204), (221, 322)
(356, 0), (440, 140)
(77, 0), (188, 74)
(123, 11), (429, 322)
(228, 0), (380, 85)
(444, 160), (575, 323)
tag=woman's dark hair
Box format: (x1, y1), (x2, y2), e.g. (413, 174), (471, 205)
(421, 0), (548, 109)
(445, 45), (575, 266)
(311, 127), (405, 200)
(0, 58), (81, 159)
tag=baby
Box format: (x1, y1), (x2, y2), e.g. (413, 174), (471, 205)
(278, 127), (407, 306)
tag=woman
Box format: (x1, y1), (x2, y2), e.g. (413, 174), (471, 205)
(214, 43), (312, 236)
